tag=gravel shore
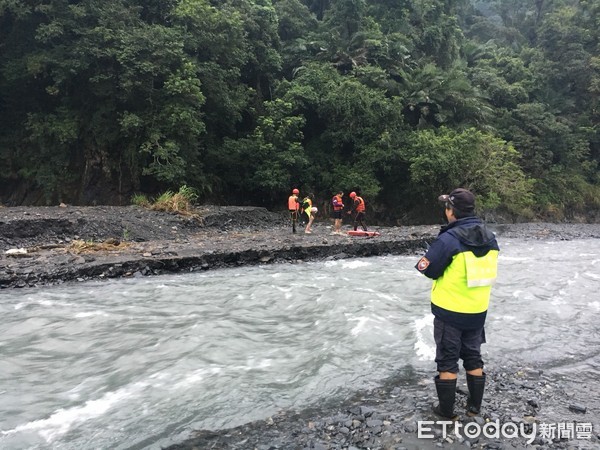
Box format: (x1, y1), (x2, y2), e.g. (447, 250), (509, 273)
(1, 205), (598, 289)
(164, 366), (600, 450)
(1, 206), (599, 449)
(0, 205), (441, 288)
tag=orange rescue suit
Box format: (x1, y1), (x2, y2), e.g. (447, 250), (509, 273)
(354, 196), (366, 212)
(288, 195), (299, 211)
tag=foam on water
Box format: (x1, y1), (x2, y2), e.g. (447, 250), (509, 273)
(341, 260), (372, 269)
(413, 314), (435, 361)
(1, 381), (149, 443)
(73, 311), (111, 318)
(347, 315), (381, 336)
(499, 256), (530, 262)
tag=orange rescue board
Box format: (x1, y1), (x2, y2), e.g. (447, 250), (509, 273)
(347, 230), (380, 237)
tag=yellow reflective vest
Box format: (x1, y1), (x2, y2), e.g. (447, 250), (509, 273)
(416, 217), (500, 328)
(431, 249), (499, 314)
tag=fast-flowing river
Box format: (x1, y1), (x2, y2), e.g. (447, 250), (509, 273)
(1, 238), (599, 449)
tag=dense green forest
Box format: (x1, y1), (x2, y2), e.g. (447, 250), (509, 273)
(1, 0), (598, 222)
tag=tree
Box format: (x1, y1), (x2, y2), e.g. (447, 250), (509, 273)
(221, 99), (307, 203)
(400, 127), (534, 217)
(1, 0), (206, 203)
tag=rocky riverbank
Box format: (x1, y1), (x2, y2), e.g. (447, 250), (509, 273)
(1, 206), (599, 449)
(164, 365), (599, 450)
(1, 205), (598, 289)
(0, 205), (439, 289)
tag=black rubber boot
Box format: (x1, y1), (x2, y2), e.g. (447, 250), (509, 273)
(466, 373), (486, 416)
(433, 376), (457, 419)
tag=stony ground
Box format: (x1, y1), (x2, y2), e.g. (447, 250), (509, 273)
(0, 205), (288, 248)
(0, 205), (443, 288)
(1, 205), (598, 289)
(1, 206), (599, 449)
(164, 366), (600, 450)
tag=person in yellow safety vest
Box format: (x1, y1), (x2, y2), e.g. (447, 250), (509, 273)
(331, 191), (344, 234)
(415, 188), (499, 420)
(288, 188), (300, 233)
(302, 193), (316, 234)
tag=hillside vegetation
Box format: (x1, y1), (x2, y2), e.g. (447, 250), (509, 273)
(1, 0), (598, 222)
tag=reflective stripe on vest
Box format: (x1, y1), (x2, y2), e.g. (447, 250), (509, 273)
(431, 249), (498, 314)
(464, 250), (498, 287)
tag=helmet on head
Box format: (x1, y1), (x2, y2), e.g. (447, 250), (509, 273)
(292, 188), (299, 194)
(349, 192), (356, 198)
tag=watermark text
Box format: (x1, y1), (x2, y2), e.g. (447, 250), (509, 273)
(418, 420), (593, 444)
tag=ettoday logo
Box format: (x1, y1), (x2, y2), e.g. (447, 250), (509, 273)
(418, 420), (537, 444)
(418, 420), (594, 444)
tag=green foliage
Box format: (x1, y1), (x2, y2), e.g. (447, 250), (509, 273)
(332, 163), (381, 199)
(275, 0), (319, 41)
(401, 127), (534, 216)
(0, 0), (598, 221)
(131, 193), (150, 207)
(400, 62), (492, 129)
(151, 185), (199, 213)
(533, 167), (600, 220)
(22, 108), (79, 203)
(221, 99), (308, 203)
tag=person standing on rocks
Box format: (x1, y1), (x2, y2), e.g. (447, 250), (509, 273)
(302, 193), (316, 234)
(347, 192), (367, 231)
(331, 190), (344, 234)
(415, 188), (499, 419)
(288, 188), (301, 233)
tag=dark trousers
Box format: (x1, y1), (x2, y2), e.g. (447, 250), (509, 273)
(289, 210), (298, 232)
(352, 212), (367, 231)
(433, 317), (485, 373)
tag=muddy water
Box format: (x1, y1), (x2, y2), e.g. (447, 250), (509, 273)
(0, 238), (598, 449)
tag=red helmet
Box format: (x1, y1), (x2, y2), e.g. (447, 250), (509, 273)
(349, 191), (356, 198)
(292, 188), (299, 194)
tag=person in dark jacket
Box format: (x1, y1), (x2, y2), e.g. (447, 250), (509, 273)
(415, 188), (499, 419)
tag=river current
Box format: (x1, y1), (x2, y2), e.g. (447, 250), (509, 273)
(1, 238), (599, 449)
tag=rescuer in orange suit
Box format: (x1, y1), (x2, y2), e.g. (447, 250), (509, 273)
(288, 188), (300, 233)
(347, 192), (367, 232)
